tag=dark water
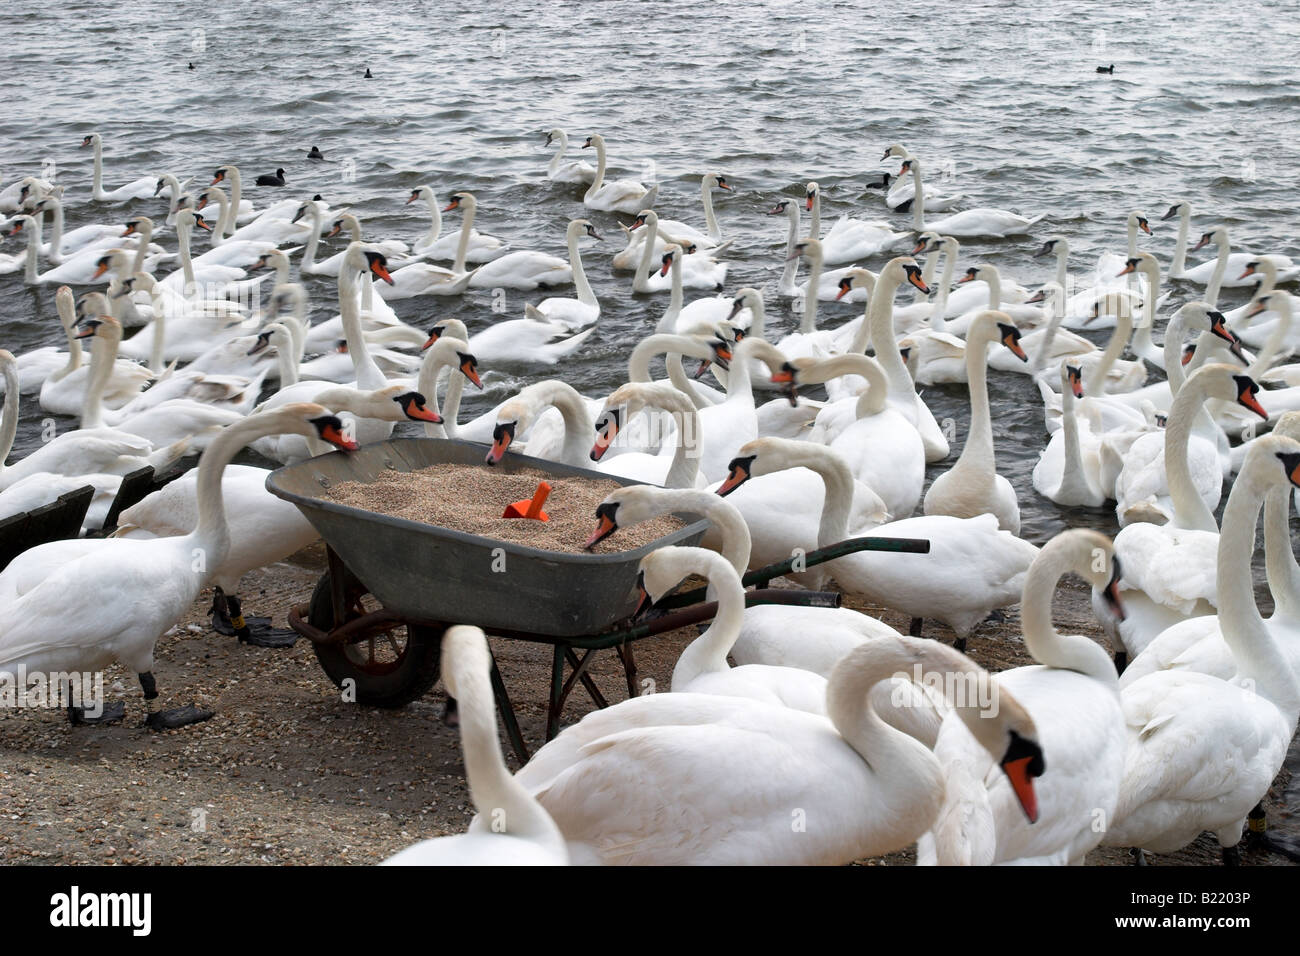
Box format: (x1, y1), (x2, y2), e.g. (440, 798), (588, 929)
(2, 0), (1299, 858)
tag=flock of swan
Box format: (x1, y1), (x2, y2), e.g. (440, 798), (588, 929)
(1, 128), (1298, 866)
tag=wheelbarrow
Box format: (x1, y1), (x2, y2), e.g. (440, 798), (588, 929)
(267, 437), (930, 760)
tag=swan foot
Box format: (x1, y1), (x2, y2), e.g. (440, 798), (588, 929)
(442, 697), (459, 728)
(213, 589), (297, 647)
(138, 671), (214, 731)
(953, 636), (967, 653)
(908, 617), (924, 637)
(1129, 847), (1147, 866)
(1245, 803), (1267, 846)
(1220, 844), (1242, 867)
(145, 705), (215, 731)
(1113, 650), (1128, 675)
(66, 701), (126, 726)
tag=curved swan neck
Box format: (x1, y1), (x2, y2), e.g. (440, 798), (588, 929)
(91, 135), (104, 199)
(799, 446), (855, 546)
(1165, 372), (1221, 532)
(583, 137), (608, 201)
(1019, 537), (1119, 684)
(1170, 204), (1189, 276)
(1087, 308), (1133, 393)
(43, 198), (65, 258)
(1263, 485), (1300, 620)
(672, 553), (747, 685)
(450, 633), (562, 841)
(453, 195), (476, 274)
(80, 325), (120, 429)
(1054, 241), (1068, 291)
(779, 202), (800, 290)
(628, 333), (712, 383)
(1206, 230), (1230, 307)
(1217, 451), (1300, 717)
(929, 243), (956, 333)
(1246, 294), (1291, 378)
(800, 247), (821, 333)
(857, 269), (913, 404)
(338, 252), (386, 389)
(957, 321), (997, 472)
(420, 189), (442, 247)
(908, 160), (925, 232)
(701, 175), (721, 242)
(567, 222), (596, 307)
(299, 203), (324, 271)
(55, 291), (81, 379)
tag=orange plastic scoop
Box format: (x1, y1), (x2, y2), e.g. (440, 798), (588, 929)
(503, 481), (551, 521)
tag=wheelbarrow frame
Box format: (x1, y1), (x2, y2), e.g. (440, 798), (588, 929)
(287, 533), (930, 763)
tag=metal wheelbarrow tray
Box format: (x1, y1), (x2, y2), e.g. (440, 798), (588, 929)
(265, 437), (709, 638)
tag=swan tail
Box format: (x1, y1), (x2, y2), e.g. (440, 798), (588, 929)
(640, 183), (659, 209)
(538, 325), (597, 364)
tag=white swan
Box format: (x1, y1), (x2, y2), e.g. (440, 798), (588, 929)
(718, 437), (1038, 644)
(580, 133), (658, 214)
(0, 404), (356, 728)
(804, 180), (908, 265)
(483, 633), (1042, 865)
(383, 626), (569, 866)
(441, 192), (569, 291)
(1032, 364), (1107, 507)
(1118, 413), (1300, 687)
(783, 353), (924, 518)
(630, 211), (727, 291)
(917, 529), (1126, 866)
(543, 128), (596, 186)
(1102, 434), (1300, 862)
(0, 353), (187, 493)
(588, 381), (706, 489)
(39, 286), (152, 415)
(80, 133), (157, 202)
(923, 312), (1027, 534)
(1099, 363), (1269, 669)
(199, 185), (311, 246)
(521, 219), (603, 328)
(900, 156), (1044, 238)
(406, 185), (508, 262)
(640, 546), (829, 714)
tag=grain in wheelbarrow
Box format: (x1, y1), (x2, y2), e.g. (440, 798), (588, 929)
(323, 463), (684, 554)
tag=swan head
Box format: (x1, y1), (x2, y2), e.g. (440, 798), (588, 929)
(708, 174), (733, 191)
(1173, 302), (1245, 360)
(1160, 200), (1188, 221)
(249, 248), (289, 273)
(80, 134), (99, 148)
(420, 330), (482, 387)
(1191, 226), (1228, 253)
(0, 214), (33, 238)
(570, 218), (603, 242)
(278, 403), (359, 453)
(634, 546), (734, 618)
(442, 191), (474, 213)
(74, 313), (121, 344)
(1032, 237), (1063, 258)
(716, 436), (795, 496)
(210, 166), (232, 186)
(363, 250), (394, 284)
(835, 268), (876, 301)
(1185, 363), (1267, 418)
(765, 199), (796, 218)
(627, 209), (657, 234)
(584, 485), (681, 551)
(1115, 251), (1158, 280)
(1063, 363), (1084, 398)
(580, 134), (604, 150)
(90, 248), (131, 281)
(121, 216), (153, 238)
(1126, 210), (1152, 235)
(247, 323), (289, 357)
(652, 244), (681, 278)
(911, 231), (944, 256)
(880, 256), (929, 295)
(1025, 280), (1064, 306)
(804, 182), (819, 210)
(881, 142), (910, 162)
(787, 238), (823, 264)
(1247, 291), (1287, 321)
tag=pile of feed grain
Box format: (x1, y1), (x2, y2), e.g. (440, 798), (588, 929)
(323, 464), (685, 554)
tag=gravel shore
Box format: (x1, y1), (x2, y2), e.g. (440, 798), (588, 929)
(0, 542), (1292, 866)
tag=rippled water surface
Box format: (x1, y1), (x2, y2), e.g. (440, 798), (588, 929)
(2, 0), (1299, 545)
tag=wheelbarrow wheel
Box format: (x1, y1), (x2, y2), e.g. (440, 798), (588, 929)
(307, 568), (442, 708)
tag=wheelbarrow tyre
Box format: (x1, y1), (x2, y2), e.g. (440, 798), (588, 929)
(307, 569), (442, 708)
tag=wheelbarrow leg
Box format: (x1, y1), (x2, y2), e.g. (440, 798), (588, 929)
(617, 640), (639, 699)
(488, 654), (530, 765)
(562, 648), (607, 710)
(547, 643), (565, 742)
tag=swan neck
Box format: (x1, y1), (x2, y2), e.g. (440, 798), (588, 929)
(453, 198), (475, 274)
(1217, 466), (1300, 716)
(584, 138), (608, 201)
(701, 177), (720, 241)
(568, 225), (596, 307)
(801, 251), (821, 333)
(910, 162), (925, 231)
(338, 262), (385, 389)
(1263, 485), (1300, 620)
(0, 361), (19, 469)
(1206, 235), (1229, 307)
(1166, 375), (1220, 532)
(672, 557), (746, 685)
